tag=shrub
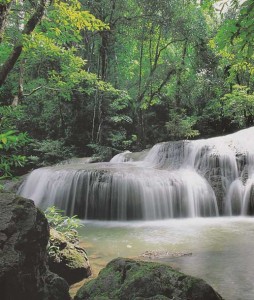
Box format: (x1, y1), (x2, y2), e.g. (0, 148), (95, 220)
(31, 139), (74, 166)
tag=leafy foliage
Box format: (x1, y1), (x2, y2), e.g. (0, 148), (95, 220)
(222, 85), (254, 127)
(87, 143), (113, 162)
(1, 0), (254, 171)
(0, 130), (29, 178)
(165, 109), (200, 140)
(44, 206), (82, 240)
(30, 139), (74, 166)
(44, 206), (83, 256)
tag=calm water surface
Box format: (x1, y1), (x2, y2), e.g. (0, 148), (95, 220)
(79, 217), (254, 300)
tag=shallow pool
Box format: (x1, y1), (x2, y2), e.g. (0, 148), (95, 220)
(79, 217), (254, 300)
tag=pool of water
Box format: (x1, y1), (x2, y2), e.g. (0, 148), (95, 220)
(79, 217), (254, 300)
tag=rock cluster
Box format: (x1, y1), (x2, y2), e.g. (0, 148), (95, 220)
(0, 192), (70, 300)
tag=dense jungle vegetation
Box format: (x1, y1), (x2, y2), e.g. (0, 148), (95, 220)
(0, 0), (254, 178)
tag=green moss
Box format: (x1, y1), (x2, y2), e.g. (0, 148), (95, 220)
(49, 228), (87, 266)
(62, 249), (85, 268)
(75, 258), (223, 300)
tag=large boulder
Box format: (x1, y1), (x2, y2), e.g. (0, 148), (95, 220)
(0, 192), (70, 300)
(75, 257), (223, 300)
(48, 228), (91, 284)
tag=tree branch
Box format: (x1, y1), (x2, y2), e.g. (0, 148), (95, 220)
(23, 85), (62, 97)
(136, 39), (186, 104)
(23, 85), (43, 96)
(149, 68), (176, 102)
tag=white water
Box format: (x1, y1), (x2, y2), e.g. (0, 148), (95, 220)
(18, 127), (254, 220)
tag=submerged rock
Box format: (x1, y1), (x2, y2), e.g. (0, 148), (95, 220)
(75, 257), (223, 300)
(48, 228), (92, 285)
(0, 192), (70, 300)
(139, 250), (192, 259)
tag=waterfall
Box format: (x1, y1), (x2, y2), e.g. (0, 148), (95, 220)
(18, 127), (254, 220)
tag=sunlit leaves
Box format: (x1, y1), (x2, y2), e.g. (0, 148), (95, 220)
(0, 0), (12, 4)
(209, 0), (254, 86)
(23, 32), (65, 55)
(111, 115), (132, 124)
(0, 130), (29, 149)
(222, 85), (254, 127)
(40, 1), (108, 44)
(0, 130), (30, 178)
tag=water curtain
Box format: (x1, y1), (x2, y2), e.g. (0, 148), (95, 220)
(18, 127), (254, 220)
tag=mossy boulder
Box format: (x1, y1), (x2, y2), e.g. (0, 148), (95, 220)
(48, 228), (91, 285)
(0, 192), (70, 300)
(75, 257), (223, 300)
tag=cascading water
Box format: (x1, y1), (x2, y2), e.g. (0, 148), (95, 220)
(18, 127), (254, 220)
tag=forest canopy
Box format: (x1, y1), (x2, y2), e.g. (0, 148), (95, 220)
(0, 0), (253, 177)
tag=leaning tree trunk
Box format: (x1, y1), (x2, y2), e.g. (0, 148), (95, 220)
(0, 0), (50, 87)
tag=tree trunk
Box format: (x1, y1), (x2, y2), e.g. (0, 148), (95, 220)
(136, 30), (145, 149)
(0, 0), (50, 87)
(0, 45), (23, 86)
(175, 40), (187, 108)
(99, 31), (109, 81)
(12, 59), (25, 106)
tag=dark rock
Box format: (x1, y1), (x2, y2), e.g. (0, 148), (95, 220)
(48, 228), (92, 285)
(75, 257), (223, 300)
(0, 192), (71, 300)
(206, 173), (225, 214)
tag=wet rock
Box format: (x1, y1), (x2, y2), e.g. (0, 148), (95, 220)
(48, 228), (92, 285)
(75, 257), (223, 300)
(139, 250), (192, 259)
(206, 173), (225, 213)
(0, 192), (70, 300)
(0, 176), (26, 193)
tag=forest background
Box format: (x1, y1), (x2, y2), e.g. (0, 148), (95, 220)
(0, 0), (254, 178)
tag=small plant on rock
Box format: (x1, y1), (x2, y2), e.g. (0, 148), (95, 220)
(45, 206), (82, 243)
(44, 206), (91, 284)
